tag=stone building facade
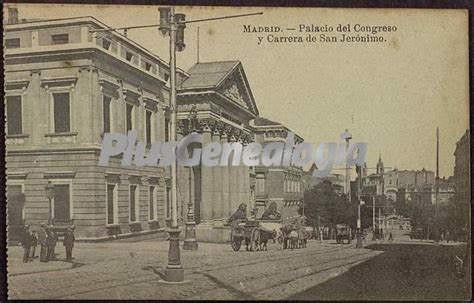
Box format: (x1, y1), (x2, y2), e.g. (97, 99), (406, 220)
(4, 15), (188, 240)
(5, 13), (307, 243)
(251, 117), (304, 224)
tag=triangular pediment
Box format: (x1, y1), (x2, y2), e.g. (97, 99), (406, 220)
(178, 61), (259, 117)
(216, 63), (259, 117)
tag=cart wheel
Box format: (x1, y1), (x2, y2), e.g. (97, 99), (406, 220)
(231, 237), (242, 251)
(230, 228), (242, 251)
(250, 228), (260, 252)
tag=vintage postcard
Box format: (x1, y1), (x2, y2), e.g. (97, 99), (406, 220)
(3, 3), (471, 300)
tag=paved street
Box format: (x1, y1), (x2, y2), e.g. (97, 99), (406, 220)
(7, 231), (470, 300)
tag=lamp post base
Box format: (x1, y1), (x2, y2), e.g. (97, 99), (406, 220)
(164, 227), (184, 283)
(164, 265), (185, 283)
(183, 221), (198, 251)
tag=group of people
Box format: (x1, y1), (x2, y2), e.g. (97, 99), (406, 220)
(20, 223), (76, 263)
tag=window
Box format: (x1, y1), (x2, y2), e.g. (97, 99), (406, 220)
(53, 92), (70, 133)
(256, 176), (265, 193)
(165, 116), (170, 141)
(126, 103), (134, 132)
(5, 38), (20, 48)
(51, 34), (69, 45)
(145, 62), (152, 72)
(103, 96), (112, 133)
(149, 186), (156, 220)
(53, 184), (71, 223)
(106, 183), (118, 225)
(145, 110), (153, 144)
(129, 185), (139, 222)
(125, 51), (134, 62)
(6, 95), (22, 135)
(7, 184), (24, 226)
(164, 73), (170, 82)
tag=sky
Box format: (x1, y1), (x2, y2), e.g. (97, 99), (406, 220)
(5, 4), (469, 177)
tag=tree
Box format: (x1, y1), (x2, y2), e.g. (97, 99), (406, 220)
(299, 180), (355, 229)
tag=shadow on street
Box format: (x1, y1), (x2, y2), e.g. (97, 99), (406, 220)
(288, 242), (471, 301)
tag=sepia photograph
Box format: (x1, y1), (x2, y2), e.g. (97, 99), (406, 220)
(3, 3), (471, 300)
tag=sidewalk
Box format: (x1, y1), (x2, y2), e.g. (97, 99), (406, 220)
(7, 245), (77, 276)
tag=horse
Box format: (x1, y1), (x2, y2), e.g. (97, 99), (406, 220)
(259, 229), (277, 251)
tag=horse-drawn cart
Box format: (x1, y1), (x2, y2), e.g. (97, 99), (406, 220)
(230, 219), (279, 252)
(335, 224), (352, 244)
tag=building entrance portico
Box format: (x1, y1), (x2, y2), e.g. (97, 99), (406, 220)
(177, 61), (259, 242)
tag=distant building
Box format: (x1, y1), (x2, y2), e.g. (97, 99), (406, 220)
(251, 117), (304, 223)
(384, 168), (435, 206)
(454, 130), (470, 206)
(303, 162), (346, 194)
(437, 176), (455, 205)
(356, 155), (385, 200)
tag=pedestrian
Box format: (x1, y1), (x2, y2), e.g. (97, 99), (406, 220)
(47, 227), (58, 261)
(30, 230), (38, 260)
(446, 230), (450, 243)
(37, 223), (49, 262)
(20, 225), (31, 263)
(63, 226), (76, 262)
(388, 232), (393, 242)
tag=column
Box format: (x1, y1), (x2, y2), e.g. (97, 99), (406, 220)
(244, 166), (250, 209)
(220, 132), (230, 220)
(200, 124), (213, 222)
(211, 127), (222, 220)
(237, 137), (246, 206)
(228, 131), (239, 215)
(243, 135), (251, 208)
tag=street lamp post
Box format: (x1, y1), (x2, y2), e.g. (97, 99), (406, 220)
(91, 7), (263, 284)
(183, 164), (198, 250)
(356, 199), (364, 248)
(44, 181), (54, 226)
(160, 7), (185, 283)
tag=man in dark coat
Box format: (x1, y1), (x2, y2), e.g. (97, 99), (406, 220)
(37, 223), (49, 262)
(63, 226), (75, 262)
(20, 225), (31, 263)
(47, 227), (58, 261)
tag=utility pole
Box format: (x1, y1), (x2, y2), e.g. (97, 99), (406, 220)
(372, 195), (376, 240)
(378, 207), (382, 239)
(342, 129), (352, 201)
(435, 127), (440, 212)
